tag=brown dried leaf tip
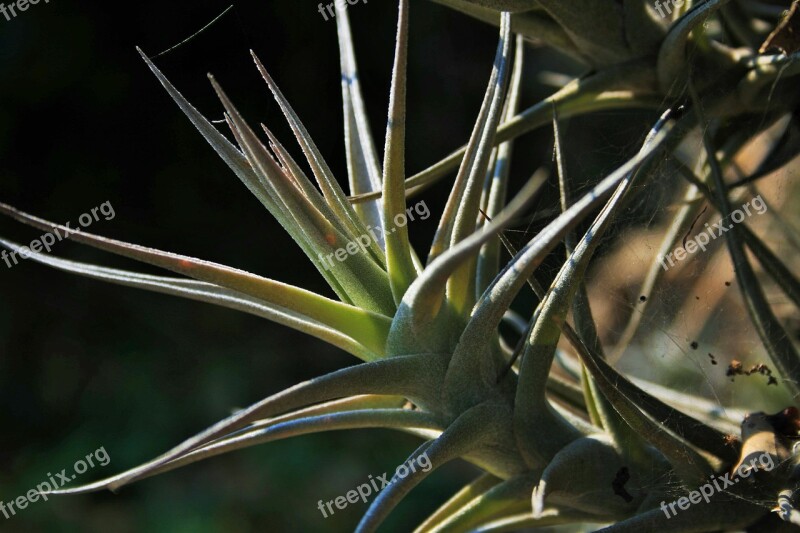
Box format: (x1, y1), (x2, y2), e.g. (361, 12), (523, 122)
(760, 0), (800, 55)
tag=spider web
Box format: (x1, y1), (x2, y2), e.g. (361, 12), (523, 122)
(497, 75), (799, 519)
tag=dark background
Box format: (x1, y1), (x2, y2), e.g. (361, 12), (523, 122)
(0, 1), (656, 531)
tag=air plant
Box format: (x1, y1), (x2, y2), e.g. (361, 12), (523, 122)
(2, 0), (800, 530)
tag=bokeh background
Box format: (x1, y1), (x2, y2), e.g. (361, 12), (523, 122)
(1, 1), (796, 532)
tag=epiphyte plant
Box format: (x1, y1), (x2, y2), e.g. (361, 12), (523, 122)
(2, 0), (800, 530)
